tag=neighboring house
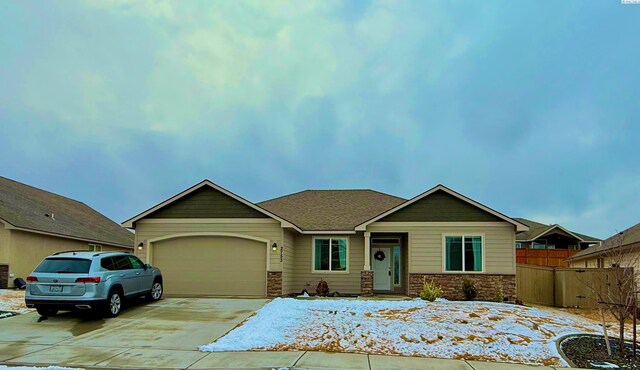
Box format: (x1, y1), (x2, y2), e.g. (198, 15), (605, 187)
(567, 222), (640, 269)
(513, 218), (601, 267)
(122, 179), (528, 300)
(0, 177), (134, 288)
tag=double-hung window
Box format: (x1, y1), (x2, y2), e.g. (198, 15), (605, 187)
(313, 237), (348, 272)
(445, 235), (483, 272)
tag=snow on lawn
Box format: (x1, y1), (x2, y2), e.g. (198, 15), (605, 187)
(200, 298), (601, 367)
(0, 289), (32, 314)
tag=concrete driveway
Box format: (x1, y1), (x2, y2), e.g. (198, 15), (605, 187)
(0, 297), (269, 369)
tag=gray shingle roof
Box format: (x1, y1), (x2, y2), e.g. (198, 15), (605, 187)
(514, 217), (600, 242)
(0, 177), (134, 247)
(569, 222), (640, 261)
(258, 190), (406, 231)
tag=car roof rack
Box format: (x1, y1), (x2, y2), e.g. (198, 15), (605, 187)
(91, 251), (125, 257)
(52, 250), (90, 256)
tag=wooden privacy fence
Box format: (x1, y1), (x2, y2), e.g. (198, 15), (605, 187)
(516, 248), (579, 267)
(516, 264), (633, 308)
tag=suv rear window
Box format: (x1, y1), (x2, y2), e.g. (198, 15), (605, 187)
(34, 258), (92, 274)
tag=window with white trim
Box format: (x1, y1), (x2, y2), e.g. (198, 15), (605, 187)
(88, 244), (102, 252)
(313, 238), (348, 272)
(445, 235), (483, 272)
(515, 242), (522, 249)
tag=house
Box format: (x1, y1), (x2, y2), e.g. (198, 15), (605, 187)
(513, 218), (600, 267)
(567, 222), (640, 269)
(123, 179), (528, 300)
(0, 177), (134, 288)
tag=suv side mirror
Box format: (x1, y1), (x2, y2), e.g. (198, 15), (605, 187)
(144, 264), (151, 270)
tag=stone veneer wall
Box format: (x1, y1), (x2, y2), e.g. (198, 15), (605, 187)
(267, 271), (282, 297)
(409, 273), (516, 301)
(360, 270), (373, 296)
(0, 264), (8, 289)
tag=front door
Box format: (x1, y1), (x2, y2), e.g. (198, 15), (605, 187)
(372, 247), (391, 291)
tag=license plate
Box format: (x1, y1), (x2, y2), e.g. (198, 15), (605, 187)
(49, 285), (63, 293)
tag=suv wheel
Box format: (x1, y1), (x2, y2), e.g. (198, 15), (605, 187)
(36, 307), (58, 317)
(148, 280), (163, 301)
(105, 290), (122, 317)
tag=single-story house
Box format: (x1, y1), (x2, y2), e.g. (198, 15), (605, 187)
(0, 177), (134, 288)
(514, 218), (600, 251)
(567, 222), (640, 269)
(123, 179), (528, 300)
(513, 218), (600, 267)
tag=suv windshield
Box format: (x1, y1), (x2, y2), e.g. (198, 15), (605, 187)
(34, 258), (92, 274)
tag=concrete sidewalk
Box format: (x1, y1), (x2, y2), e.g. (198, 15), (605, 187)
(1, 349), (586, 369)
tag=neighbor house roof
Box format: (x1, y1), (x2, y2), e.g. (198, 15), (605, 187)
(258, 190), (406, 231)
(514, 217), (600, 242)
(0, 177), (134, 248)
(568, 222), (640, 261)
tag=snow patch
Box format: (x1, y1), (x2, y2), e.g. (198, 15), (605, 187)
(200, 298), (601, 366)
(0, 289), (32, 314)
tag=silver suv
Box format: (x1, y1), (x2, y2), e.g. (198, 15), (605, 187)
(25, 251), (163, 318)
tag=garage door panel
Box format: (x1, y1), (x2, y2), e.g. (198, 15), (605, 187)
(152, 236), (267, 297)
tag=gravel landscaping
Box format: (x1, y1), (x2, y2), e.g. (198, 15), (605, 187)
(561, 335), (640, 369)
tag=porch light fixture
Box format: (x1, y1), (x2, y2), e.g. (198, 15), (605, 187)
(272, 242), (278, 251)
(138, 242), (144, 250)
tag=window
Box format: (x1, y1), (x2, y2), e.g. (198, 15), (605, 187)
(445, 235), (483, 272)
(597, 258), (605, 268)
(88, 244), (102, 252)
(101, 257), (116, 271)
(515, 242), (522, 249)
(128, 255), (145, 269)
(393, 246), (401, 285)
(35, 258), (92, 273)
(313, 238), (347, 272)
(531, 243), (546, 249)
(111, 255), (133, 270)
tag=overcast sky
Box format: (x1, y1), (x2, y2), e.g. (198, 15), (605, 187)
(0, 1), (638, 239)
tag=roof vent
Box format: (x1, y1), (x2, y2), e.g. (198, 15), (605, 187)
(44, 212), (56, 220)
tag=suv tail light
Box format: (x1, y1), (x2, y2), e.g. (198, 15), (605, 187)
(26, 276), (38, 282)
(75, 276), (101, 283)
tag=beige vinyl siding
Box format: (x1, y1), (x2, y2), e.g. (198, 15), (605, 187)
(0, 223), (10, 266)
(367, 222), (516, 274)
(289, 233), (364, 295)
(7, 230), (129, 287)
(134, 219), (283, 271)
(282, 229), (296, 294)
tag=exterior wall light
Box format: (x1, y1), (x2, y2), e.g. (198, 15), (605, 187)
(272, 242), (278, 251)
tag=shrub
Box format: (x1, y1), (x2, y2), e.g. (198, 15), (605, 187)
(419, 278), (443, 302)
(495, 280), (505, 302)
(462, 279), (477, 301)
(316, 279), (329, 296)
